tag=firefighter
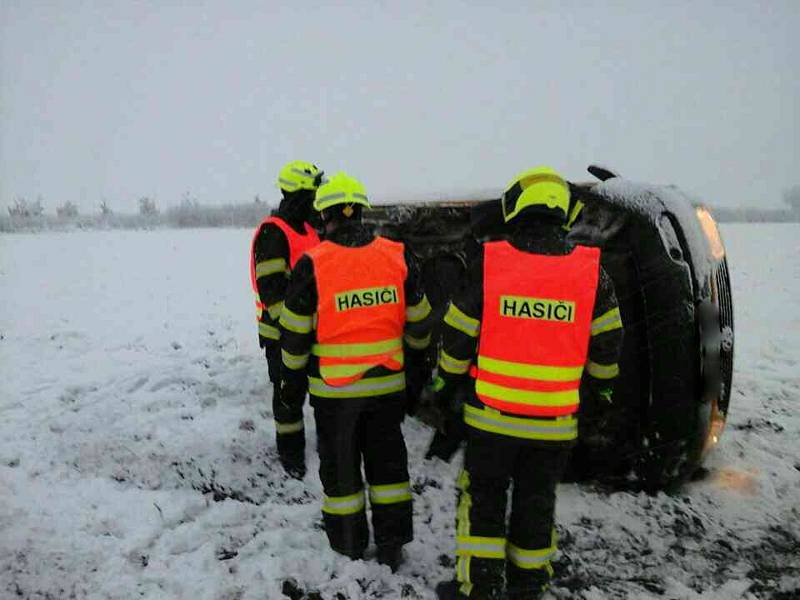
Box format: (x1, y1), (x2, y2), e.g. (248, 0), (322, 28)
(434, 167), (623, 600)
(278, 172), (433, 570)
(425, 187), (583, 463)
(250, 160), (323, 479)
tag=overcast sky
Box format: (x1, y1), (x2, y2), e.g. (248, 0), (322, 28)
(1, 1), (798, 212)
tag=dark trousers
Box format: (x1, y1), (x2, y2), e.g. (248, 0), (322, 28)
(314, 399), (413, 557)
(456, 428), (570, 599)
(265, 344), (304, 459)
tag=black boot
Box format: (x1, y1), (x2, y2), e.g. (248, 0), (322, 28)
(505, 579), (548, 600)
(437, 579), (507, 600)
(425, 430), (464, 462)
(435, 580), (466, 599)
(277, 430), (306, 480)
(376, 545), (403, 572)
(435, 581), (457, 599)
(333, 547), (363, 561)
(279, 454), (306, 480)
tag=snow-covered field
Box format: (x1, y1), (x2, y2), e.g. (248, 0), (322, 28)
(1, 224), (798, 600)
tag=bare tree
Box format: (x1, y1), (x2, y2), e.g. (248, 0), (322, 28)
(8, 197), (30, 217)
(139, 196), (158, 216)
(56, 201), (79, 219)
(30, 197), (45, 217)
(180, 191), (199, 209)
(8, 196), (44, 217)
(783, 185), (800, 212)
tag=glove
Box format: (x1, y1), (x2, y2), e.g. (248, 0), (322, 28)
(597, 387), (613, 404)
(584, 376), (614, 405)
(424, 378), (467, 462)
(413, 377), (446, 430)
(444, 381), (467, 422)
(580, 378), (614, 432)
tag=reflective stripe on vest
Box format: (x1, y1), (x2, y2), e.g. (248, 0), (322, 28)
(311, 352), (403, 380)
(476, 241), (600, 417)
(250, 216), (320, 330)
(308, 237), (407, 386)
(308, 373), (406, 398)
(463, 404), (578, 441)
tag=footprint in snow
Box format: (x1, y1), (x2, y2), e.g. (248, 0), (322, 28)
(127, 376), (149, 393)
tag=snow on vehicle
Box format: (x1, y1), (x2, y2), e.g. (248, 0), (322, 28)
(364, 166), (734, 491)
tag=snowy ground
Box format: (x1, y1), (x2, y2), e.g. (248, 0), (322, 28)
(1, 224), (798, 600)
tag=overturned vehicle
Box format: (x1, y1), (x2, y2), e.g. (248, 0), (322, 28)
(365, 166), (734, 491)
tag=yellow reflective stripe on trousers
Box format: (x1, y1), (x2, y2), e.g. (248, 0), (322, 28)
(406, 295), (432, 323)
(259, 322), (280, 340)
(456, 470), (472, 537)
(507, 530), (557, 574)
(456, 556), (471, 590)
(456, 469), (473, 590)
(439, 350), (471, 375)
(322, 490), (366, 515)
(475, 380), (578, 409)
(279, 306), (313, 334)
(369, 481), (412, 505)
(464, 404), (577, 441)
(586, 360), (620, 379)
(255, 258), (288, 278)
(456, 535), (506, 559)
(478, 356), (583, 382)
(308, 373), (406, 398)
(275, 419), (304, 434)
(281, 349), (309, 370)
(320, 352), (403, 379)
(404, 332), (431, 350)
(267, 301), (284, 320)
(444, 303), (480, 338)
(591, 307), (622, 335)
(312, 337), (402, 358)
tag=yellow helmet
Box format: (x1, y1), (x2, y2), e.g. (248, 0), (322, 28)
(277, 160), (324, 192)
(314, 172), (371, 212)
(501, 166), (570, 222)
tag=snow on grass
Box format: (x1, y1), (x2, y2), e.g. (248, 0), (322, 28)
(1, 225), (798, 599)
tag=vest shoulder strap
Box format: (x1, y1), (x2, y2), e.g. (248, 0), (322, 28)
(374, 236), (404, 251)
(306, 239), (335, 260)
(264, 216), (292, 238)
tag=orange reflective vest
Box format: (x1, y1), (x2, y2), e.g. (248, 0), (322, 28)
(250, 216), (320, 319)
(475, 241), (600, 417)
(307, 237), (407, 386)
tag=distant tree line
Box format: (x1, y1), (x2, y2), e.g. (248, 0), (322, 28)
(2, 187), (799, 233)
(7, 197), (45, 218)
(708, 206), (799, 223)
(1, 195), (275, 233)
(784, 185), (800, 212)
(709, 184), (800, 222)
